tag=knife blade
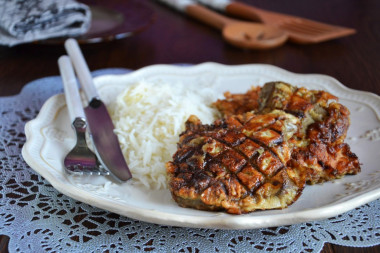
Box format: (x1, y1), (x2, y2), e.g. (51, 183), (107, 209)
(64, 38), (132, 182)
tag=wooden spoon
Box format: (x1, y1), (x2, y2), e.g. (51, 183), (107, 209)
(186, 4), (288, 50)
(185, 4), (288, 50)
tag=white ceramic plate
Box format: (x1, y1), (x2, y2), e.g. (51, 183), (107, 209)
(22, 63), (380, 229)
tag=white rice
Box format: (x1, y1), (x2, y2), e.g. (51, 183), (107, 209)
(109, 80), (220, 190)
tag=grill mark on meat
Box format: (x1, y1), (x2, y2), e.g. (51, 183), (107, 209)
(244, 136), (286, 175)
(205, 128), (286, 188)
(211, 136), (267, 193)
(206, 162), (255, 195)
(268, 127), (283, 136)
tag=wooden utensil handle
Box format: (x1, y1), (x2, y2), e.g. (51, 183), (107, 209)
(225, 2), (264, 22)
(186, 4), (233, 30)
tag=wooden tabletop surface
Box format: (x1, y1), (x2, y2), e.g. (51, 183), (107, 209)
(0, 0), (379, 252)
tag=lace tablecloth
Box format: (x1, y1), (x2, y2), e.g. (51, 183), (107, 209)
(0, 68), (379, 252)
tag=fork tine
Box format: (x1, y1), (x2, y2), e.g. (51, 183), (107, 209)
(97, 165), (110, 175)
(276, 20), (355, 43)
(65, 164), (110, 176)
(280, 22), (332, 34)
(65, 165), (83, 175)
(281, 19), (346, 34)
(280, 24), (321, 35)
(275, 19), (355, 43)
(278, 21), (355, 43)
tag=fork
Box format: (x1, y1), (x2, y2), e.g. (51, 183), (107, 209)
(58, 55), (109, 176)
(197, 0), (356, 44)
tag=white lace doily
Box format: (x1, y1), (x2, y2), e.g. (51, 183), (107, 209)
(0, 68), (379, 252)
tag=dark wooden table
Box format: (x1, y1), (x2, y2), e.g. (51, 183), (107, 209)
(0, 0), (379, 252)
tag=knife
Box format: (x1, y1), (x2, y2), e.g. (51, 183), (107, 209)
(64, 38), (132, 182)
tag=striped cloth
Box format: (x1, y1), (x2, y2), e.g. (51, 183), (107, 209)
(0, 0), (91, 46)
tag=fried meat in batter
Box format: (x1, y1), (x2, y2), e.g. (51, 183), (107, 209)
(167, 82), (360, 214)
(166, 111), (306, 214)
(214, 82), (360, 184)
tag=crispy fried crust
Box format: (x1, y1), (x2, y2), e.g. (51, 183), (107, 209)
(289, 142), (360, 184)
(306, 102), (350, 146)
(213, 86), (261, 117)
(259, 82), (360, 183)
(166, 112), (306, 214)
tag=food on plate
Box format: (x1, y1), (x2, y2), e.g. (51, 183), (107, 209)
(167, 82), (360, 214)
(166, 111), (306, 214)
(109, 80), (220, 189)
(215, 82), (361, 184)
